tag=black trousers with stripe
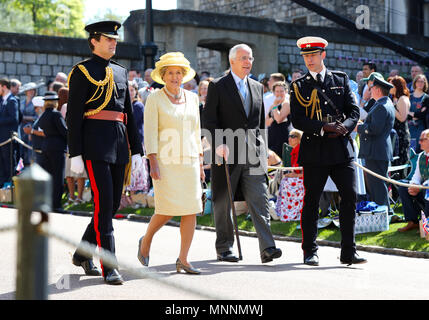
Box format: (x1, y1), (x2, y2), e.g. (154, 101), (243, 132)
(73, 160), (125, 277)
(301, 161), (357, 260)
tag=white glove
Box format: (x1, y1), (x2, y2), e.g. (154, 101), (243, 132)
(70, 155), (85, 174)
(132, 154), (143, 171)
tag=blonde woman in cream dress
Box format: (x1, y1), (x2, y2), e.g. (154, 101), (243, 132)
(138, 52), (204, 274)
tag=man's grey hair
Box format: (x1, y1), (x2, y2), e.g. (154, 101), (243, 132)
(229, 44), (253, 61)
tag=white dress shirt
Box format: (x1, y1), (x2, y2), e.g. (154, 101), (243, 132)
(2, 92), (11, 105)
(309, 66), (327, 83)
(230, 70), (248, 94)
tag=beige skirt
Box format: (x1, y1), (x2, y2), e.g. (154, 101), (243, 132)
(153, 158), (202, 216)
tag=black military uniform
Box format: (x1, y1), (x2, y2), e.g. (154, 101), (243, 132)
(67, 21), (143, 284)
(290, 37), (366, 265)
(38, 92), (67, 211)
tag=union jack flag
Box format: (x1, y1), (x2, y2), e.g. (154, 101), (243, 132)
(422, 213), (429, 236)
(15, 158), (24, 172)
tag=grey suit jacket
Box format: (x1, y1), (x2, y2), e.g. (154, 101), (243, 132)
(357, 96), (395, 161)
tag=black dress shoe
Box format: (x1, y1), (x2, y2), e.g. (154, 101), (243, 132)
(104, 269), (124, 285)
(72, 257), (102, 276)
(217, 251), (239, 262)
(261, 247), (282, 263)
(340, 253), (367, 265)
(304, 254), (319, 266)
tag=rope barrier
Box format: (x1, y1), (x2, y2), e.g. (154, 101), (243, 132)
(353, 161), (429, 190)
(0, 138), (12, 148)
(268, 165), (303, 171)
(267, 161), (429, 190)
(0, 214), (226, 299)
(0, 135), (33, 150)
(0, 151), (426, 298)
(12, 136), (34, 151)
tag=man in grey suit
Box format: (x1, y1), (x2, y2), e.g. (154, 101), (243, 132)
(203, 44), (282, 263)
(357, 73), (395, 211)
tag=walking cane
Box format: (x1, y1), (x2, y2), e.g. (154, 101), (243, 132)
(222, 160), (243, 260)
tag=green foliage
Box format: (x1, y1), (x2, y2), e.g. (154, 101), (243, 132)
(0, 0), (33, 34)
(0, 0), (85, 38)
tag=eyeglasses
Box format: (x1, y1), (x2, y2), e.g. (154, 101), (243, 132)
(289, 135), (298, 139)
(238, 56), (254, 62)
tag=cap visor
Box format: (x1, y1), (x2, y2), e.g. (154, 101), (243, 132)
(102, 33), (119, 39)
(300, 49), (323, 55)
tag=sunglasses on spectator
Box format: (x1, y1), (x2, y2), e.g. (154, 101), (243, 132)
(419, 138), (428, 142)
(289, 135), (298, 139)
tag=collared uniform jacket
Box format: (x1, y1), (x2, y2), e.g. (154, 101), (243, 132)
(290, 70), (360, 166)
(66, 54), (143, 164)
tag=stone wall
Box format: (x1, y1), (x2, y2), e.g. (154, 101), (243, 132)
(0, 32), (142, 89)
(197, 37), (420, 81)
(198, 0), (387, 32)
(277, 37), (420, 81)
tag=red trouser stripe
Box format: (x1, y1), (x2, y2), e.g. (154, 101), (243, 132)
(300, 167), (305, 254)
(86, 160), (104, 277)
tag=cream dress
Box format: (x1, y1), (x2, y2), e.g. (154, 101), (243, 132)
(144, 89), (203, 215)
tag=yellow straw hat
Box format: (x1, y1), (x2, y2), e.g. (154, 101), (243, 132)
(151, 52), (196, 85)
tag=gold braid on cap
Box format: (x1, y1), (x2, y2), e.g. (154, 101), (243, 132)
(292, 82), (322, 121)
(67, 65), (115, 117)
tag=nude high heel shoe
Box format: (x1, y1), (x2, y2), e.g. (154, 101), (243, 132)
(137, 236), (149, 267)
(176, 258), (201, 275)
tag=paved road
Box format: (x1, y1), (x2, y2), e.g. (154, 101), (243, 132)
(0, 208), (428, 301)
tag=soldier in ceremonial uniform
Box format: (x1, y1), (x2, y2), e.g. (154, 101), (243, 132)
(290, 36), (367, 266)
(67, 21), (143, 285)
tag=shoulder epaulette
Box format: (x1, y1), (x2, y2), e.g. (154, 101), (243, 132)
(290, 74), (307, 88)
(330, 70), (347, 77)
(110, 60), (126, 69)
(67, 58), (91, 87)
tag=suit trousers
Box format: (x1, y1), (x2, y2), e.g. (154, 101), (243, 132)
(301, 162), (357, 260)
(211, 163), (275, 254)
(73, 160), (125, 277)
(39, 150), (65, 210)
(0, 144), (12, 188)
(397, 186), (427, 223)
(364, 159), (391, 211)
